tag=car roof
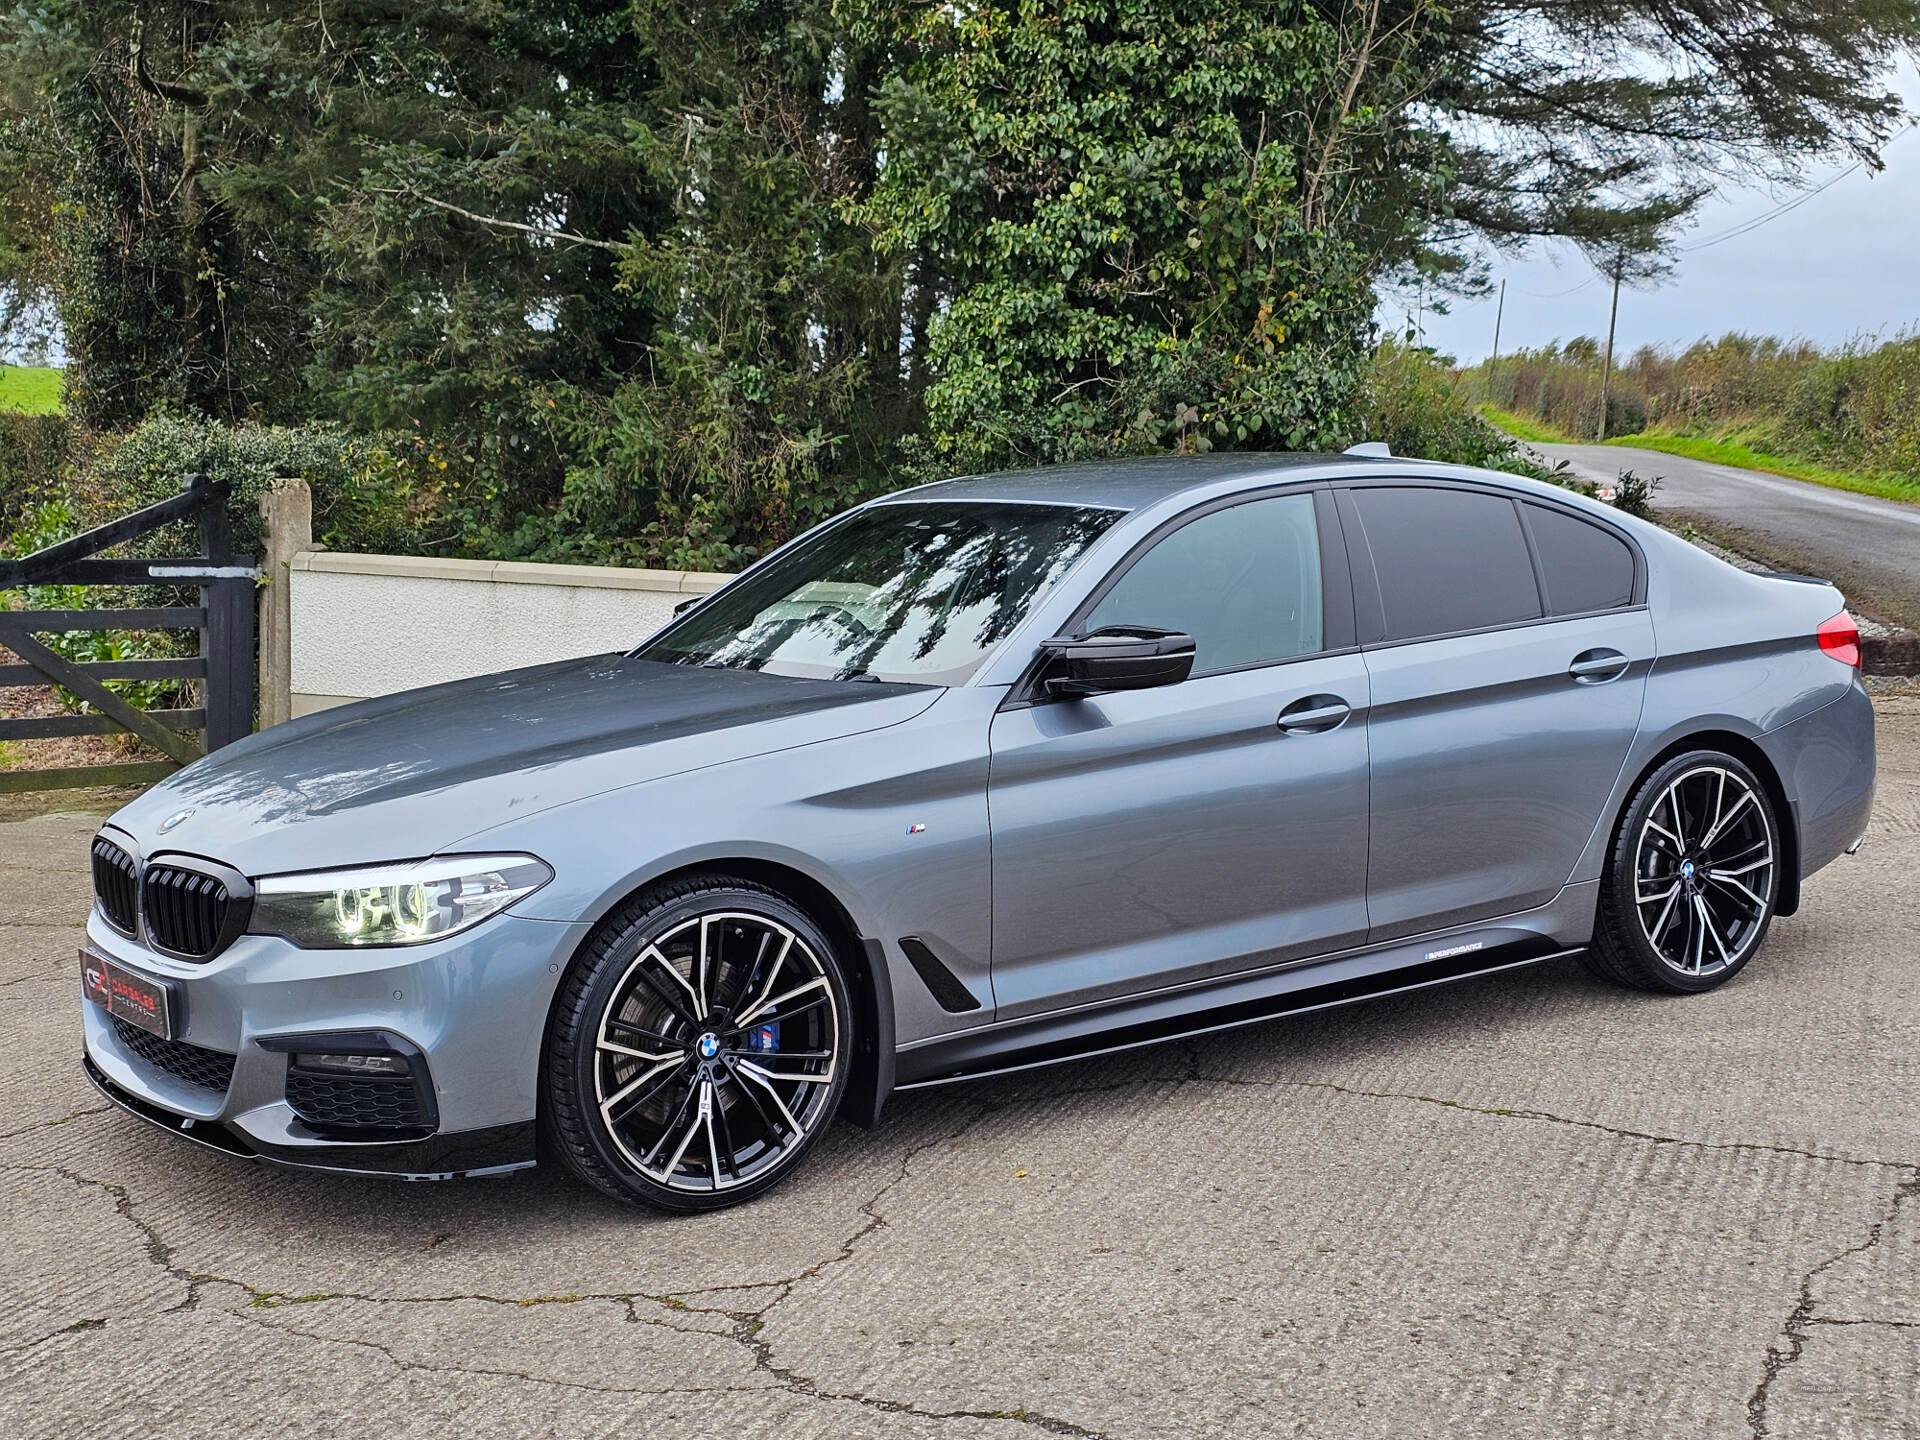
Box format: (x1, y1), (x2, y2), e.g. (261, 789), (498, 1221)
(875, 452), (1348, 512)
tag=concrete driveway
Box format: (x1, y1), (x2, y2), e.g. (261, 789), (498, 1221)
(5, 702), (1918, 1439)
(1538, 442), (1920, 632)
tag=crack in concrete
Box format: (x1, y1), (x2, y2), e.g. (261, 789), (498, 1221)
(714, 1297), (1117, 1438)
(1184, 1070), (1918, 1173)
(242, 1305), (1106, 1435)
(12, 1066), (1916, 1439)
(4, 1116), (1112, 1438)
(230, 1313), (775, 1401)
(1746, 1173), (1920, 1438)
(695, 1100), (1120, 1439)
(0, 964), (70, 987)
(945, 1052), (1915, 1174)
(0, 1320), (110, 1361)
(0, 1104), (109, 1140)
(44, 1163), (223, 1314)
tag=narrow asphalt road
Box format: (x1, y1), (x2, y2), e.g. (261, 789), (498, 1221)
(1537, 442), (1920, 631)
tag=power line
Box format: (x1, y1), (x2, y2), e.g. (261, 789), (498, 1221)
(1682, 122), (1917, 253)
(1516, 274), (1597, 299)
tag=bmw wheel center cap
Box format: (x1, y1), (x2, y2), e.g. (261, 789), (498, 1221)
(697, 1033), (720, 1060)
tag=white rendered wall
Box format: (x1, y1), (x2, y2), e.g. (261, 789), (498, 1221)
(287, 552), (731, 716)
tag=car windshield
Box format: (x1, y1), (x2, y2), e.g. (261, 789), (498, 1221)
(634, 500), (1121, 685)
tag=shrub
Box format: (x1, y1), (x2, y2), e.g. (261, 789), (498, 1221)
(0, 411), (70, 534)
(74, 416), (436, 559)
(1351, 342), (1534, 471)
(1469, 330), (1920, 479)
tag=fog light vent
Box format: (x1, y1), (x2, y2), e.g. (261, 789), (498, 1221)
(260, 1030), (437, 1137)
(285, 1070), (431, 1134)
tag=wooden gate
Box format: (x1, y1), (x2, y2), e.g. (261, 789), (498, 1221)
(0, 474), (256, 793)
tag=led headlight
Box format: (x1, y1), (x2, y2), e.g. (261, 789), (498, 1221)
(248, 855), (553, 948)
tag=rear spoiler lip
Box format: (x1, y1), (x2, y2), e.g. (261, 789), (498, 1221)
(1754, 569), (1833, 586)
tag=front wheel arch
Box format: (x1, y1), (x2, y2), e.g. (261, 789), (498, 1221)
(539, 857), (894, 1145)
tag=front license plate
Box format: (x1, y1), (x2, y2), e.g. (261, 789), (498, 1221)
(80, 950), (176, 1039)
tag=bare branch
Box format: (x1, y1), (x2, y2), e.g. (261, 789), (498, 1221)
(1302, 0), (1385, 230)
(369, 186), (628, 254)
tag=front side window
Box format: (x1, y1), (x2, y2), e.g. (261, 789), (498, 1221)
(1084, 493), (1323, 673)
(636, 501), (1120, 685)
(1349, 486), (1542, 642)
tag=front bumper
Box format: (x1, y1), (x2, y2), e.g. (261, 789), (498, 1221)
(83, 1055), (536, 1179)
(79, 909), (590, 1178)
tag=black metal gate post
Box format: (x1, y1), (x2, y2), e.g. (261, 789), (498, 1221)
(190, 474), (257, 750)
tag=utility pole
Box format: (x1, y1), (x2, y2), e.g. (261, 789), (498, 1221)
(1489, 279), (1505, 368)
(1598, 259), (1621, 441)
(1487, 278), (1505, 390)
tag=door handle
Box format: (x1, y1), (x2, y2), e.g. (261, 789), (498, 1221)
(1277, 695), (1352, 734)
(1568, 648), (1631, 683)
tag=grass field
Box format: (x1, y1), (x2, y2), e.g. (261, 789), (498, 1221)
(0, 365), (63, 414)
(1602, 431), (1920, 506)
(1476, 403), (1575, 445)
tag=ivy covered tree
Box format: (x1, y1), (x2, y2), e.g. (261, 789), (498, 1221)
(510, 0), (913, 568)
(853, 0), (1428, 467)
(854, 0), (1919, 471)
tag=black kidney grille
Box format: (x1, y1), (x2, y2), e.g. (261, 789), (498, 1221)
(286, 1071), (431, 1134)
(142, 864), (237, 959)
(110, 1015), (237, 1095)
(91, 838), (139, 934)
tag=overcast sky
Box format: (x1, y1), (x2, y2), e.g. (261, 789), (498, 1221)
(1410, 66), (1920, 365)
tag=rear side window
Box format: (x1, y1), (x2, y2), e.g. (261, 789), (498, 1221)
(1085, 493), (1323, 672)
(1349, 486), (1541, 642)
(1524, 503), (1637, 615)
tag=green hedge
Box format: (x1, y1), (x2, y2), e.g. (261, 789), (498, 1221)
(0, 411), (70, 537)
(75, 417), (435, 560)
(38, 345), (1560, 567)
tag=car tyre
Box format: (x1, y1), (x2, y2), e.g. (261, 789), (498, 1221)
(1585, 749), (1782, 994)
(543, 875), (854, 1212)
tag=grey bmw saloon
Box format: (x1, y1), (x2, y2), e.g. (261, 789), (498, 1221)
(79, 453), (1875, 1210)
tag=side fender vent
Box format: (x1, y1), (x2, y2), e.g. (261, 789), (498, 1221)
(899, 936), (983, 1013)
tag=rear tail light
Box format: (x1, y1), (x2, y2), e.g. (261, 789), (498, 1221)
(1817, 610), (1861, 669)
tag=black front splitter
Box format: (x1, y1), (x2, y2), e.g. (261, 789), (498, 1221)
(82, 1053), (537, 1181)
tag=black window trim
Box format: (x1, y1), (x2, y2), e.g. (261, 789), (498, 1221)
(1335, 476), (1648, 652)
(1004, 482), (1357, 706)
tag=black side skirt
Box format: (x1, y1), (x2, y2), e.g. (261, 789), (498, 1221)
(894, 940), (1578, 1090)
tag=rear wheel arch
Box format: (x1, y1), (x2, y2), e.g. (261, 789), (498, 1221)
(1614, 730), (1800, 916)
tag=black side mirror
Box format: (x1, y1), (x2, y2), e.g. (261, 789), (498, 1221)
(1038, 625), (1196, 698)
